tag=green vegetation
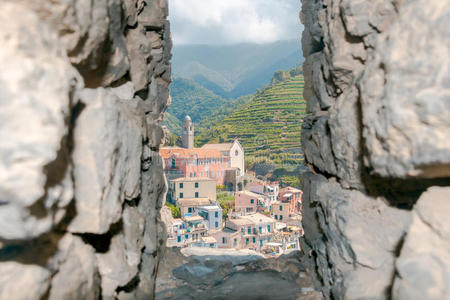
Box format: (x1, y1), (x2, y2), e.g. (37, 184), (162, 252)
(217, 192), (235, 220)
(163, 112), (182, 135)
(165, 202), (181, 219)
(164, 77), (227, 135)
(194, 94), (254, 146)
(195, 73), (307, 183)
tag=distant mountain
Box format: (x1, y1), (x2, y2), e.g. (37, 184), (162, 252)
(171, 40), (303, 98)
(163, 77), (226, 135)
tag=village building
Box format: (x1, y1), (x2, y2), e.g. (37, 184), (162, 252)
(160, 116), (245, 189)
(191, 236), (218, 248)
(171, 215), (208, 246)
(181, 115), (194, 149)
(161, 147), (230, 184)
(211, 227), (242, 249)
(279, 187), (303, 214)
(195, 205), (223, 231)
(177, 198), (214, 217)
(246, 181), (279, 201)
(225, 213), (275, 251)
(168, 177), (216, 204)
(201, 140), (245, 176)
(272, 201), (290, 221)
(246, 180), (279, 210)
(264, 225), (303, 256)
(234, 190), (265, 214)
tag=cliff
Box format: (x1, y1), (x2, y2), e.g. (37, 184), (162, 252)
(0, 1), (171, 299)
(300, 0), (450, 298)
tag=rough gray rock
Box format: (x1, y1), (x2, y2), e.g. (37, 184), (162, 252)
(156, 248), (322, 300)
(0, 2), (78, 241)
(48, 235), (100, 300)
(0, 262), (51, 300)
(360, 0), (450, 179)
(300, 173), (410, 298)
(300, 0), (450, 298)
(0, 0), (171, 299)
(392, 187), (450, 300)
(69, 86), (144, 234)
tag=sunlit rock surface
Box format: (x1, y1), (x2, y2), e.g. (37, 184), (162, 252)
(300, 0), (450, 298)
(156, 247), (322, 300)
(0, 1), (171, 298)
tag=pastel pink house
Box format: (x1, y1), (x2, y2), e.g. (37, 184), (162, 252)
(279, 187), (303, 214)
(234, 190), (264, 214)
(160, 147), (230, 185)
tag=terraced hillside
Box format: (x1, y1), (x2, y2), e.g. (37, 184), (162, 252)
(196, 75), (307, 185)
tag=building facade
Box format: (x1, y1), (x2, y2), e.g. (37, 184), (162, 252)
(181, 115), (194, 149)
(234, 190), (264, 214)
(272, 201), (290, 221)
(226, 213), (275, 251)
(161, 148), (230, 185)
(196, 205), (223, 230)
(279, 187), (303, 214)
(169, 177), (217, 204)
(201, 140), (245, 176)
(177, 198), (213, 217)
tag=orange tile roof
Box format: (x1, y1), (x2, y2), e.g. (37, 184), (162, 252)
(160, 147), (225, 159)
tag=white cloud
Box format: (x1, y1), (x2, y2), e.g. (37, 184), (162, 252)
(168, 0), (302, 45)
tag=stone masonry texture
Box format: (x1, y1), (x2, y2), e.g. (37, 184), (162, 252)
(300, 0), (450, 299)
(0, 1), (171, 299)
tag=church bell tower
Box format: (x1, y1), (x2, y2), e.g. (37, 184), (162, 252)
(182, 115), (194, 149)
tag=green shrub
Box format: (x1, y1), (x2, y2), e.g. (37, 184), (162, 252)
(165, 202), (181, 218)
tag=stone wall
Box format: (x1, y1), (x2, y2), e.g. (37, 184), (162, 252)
(300, 0), (450, 299)
(0, 1), (171, 299)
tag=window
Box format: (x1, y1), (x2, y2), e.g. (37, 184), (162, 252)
(280, 205), (283, 211)
(215, 212), (219, 218)
(171, 158), (176, 168)
(188, 207), (192, 213)
(215, 221), (219, 228)
(247, 226), (251, 234)
(250, 199), (254, 204)
(246, 238), (249, 245)
(195, 192), (199, 198)
(275, 215), (278, 220)
(259, 227), (262, 234)
(260, 240), (263, 247)
(241, 227), (244, 234)
(252, 237), (256, 243)
(267, 225), (271, 233)
(222, 237), (226, 244)
(179, 183), (183, 188)
(234, 238), (237, 246)
(235, 150), (239, 156)
(179, 192), (183, 198)
(195, 182), (199, 188)
(280, 215), (283, 220)
(185, 234), (188, 239)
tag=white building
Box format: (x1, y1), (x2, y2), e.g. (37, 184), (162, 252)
(201, 140), (245, 176)
(195, 205), (223, 231)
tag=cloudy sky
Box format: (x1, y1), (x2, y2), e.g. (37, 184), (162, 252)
(168, 0), (303, 45)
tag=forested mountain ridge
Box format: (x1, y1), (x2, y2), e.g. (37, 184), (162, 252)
(163, 77), (227, 135)
(172, 40), (303, 98)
